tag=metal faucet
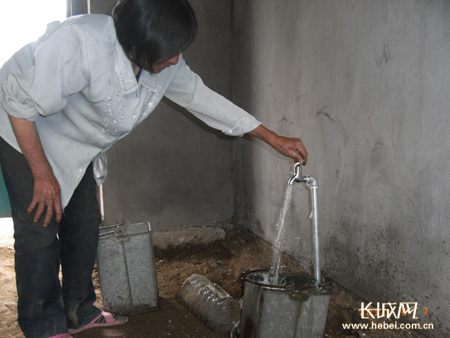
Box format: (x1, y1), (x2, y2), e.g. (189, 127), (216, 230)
(288, 162), (305, 185)
(288, 162), (321, 289)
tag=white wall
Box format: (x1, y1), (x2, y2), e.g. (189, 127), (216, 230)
(232, 1), (450, 336)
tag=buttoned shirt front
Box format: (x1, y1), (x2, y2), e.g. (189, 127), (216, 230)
(0, 14), (261, 208)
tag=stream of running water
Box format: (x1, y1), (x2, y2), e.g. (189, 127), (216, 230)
(266, 184), (293, 285)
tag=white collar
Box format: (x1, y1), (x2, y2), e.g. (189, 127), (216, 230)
(113, 42), (161, 95)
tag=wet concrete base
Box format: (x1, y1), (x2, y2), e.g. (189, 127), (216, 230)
(72, 297), (228, 338)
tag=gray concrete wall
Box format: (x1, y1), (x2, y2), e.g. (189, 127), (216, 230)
(232, 0), (450, 336)
(91, 0), (237, 231)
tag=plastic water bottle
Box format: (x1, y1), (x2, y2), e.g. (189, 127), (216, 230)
(178, 274), (241, 332)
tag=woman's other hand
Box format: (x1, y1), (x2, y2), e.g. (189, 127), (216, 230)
(29, 172), (62, 227)
(8, 116), (63, 226)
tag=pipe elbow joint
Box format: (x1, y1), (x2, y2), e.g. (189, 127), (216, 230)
(304, 176), (318, 188)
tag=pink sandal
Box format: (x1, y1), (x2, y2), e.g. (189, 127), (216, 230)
(49, 334), (72, 338)
(68, 311), (128, 334)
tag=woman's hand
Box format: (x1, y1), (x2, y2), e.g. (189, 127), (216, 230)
(29, 172), (62, 227)
(269, 135), (308, 164)
(248, 125), (308, 164)
(9, 116), (63, 226)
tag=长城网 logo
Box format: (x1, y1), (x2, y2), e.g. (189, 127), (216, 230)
(341, 302), (433, 331)
(359, 302), (427, 319)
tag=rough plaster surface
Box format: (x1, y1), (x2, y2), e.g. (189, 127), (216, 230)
(94, 0), (237, 231)
(232, 1), (450, 336)
(151, 225), (232, 250)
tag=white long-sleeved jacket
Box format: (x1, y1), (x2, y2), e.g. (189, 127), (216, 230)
(0, 14), (261, 208)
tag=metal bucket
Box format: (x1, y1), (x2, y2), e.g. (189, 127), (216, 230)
(239, 271), (330, 338)
(97, 219), (159, 315)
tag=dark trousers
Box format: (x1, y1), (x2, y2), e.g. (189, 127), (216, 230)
(0, 138), (102, 338)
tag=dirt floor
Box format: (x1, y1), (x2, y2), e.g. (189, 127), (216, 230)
(0, 229), (427, 338)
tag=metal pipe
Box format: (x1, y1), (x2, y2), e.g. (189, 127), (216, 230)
(98, 184), (105, 221)
(304, 176), (320, 287)
(288, 164), (322, 288)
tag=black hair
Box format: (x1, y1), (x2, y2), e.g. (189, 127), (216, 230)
(112, 0), (197, 73)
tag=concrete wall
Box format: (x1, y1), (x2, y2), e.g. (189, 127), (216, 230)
(91, 0), (237, 231)
(232, 1), (450, 336)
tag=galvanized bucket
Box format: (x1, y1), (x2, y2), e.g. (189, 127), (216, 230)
(239, 271), (330, 338)
(97, 219), (159, 315)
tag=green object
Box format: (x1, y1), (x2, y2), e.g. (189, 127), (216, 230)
(0, 169), (11, 217)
